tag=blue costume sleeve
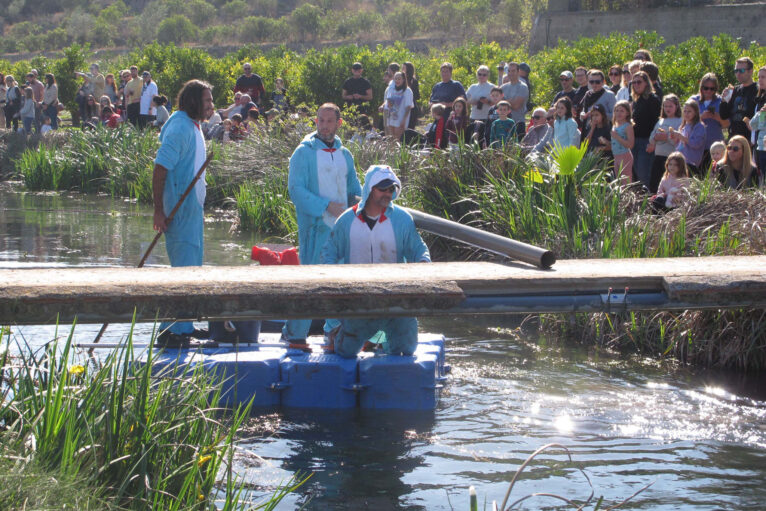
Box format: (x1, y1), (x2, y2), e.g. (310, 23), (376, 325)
(343, 149), (362, 205)
(404, 215), (430, 262)
(688, 123), (706, 151)
(568, 119), (580, 146)
(154, 124), (184, 170)
(321, 211), (353, 264)
(288, 145), (330, 217)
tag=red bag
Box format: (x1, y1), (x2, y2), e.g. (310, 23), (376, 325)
(251, 246), (300, 266)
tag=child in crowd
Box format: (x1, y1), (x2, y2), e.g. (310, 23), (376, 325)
(230, 113), (247, 141)
(583, 103), (611, 157)
(611, 100), (635, 184)
(647, 94), (683, 192)
(222, 118), (233, 144)
(652, 151), (690, 210)
(446, 97), (470, 146)
(489, 100), (515, 148)
(426, 103), (448, 150)
(102, 106), (121, 128)
(709, 141), (726, 166)
(271, 78), (289, 112)
(553, 96), (580, 148)
(483, 87), (505, 148)
(40, 115), (53, 134)
(151, 95), (169, 127)
(669, 100), (705, 177)
(19, 87), (36, 134)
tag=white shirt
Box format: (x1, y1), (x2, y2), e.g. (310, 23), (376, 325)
(349, 213), (397, 264)
(384, 86), (413, 128)
(140, 81), (158, 115)
(194, 123), (207, 207)
(316, 147), (348, 227)
(465, 81), (496, 120)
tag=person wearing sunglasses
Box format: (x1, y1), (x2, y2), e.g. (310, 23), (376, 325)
(630, 70), (661, 188)
(322, 165), (430, 358)
(714, 135), (760, 189)
(578, 69), (616, 128)
(552, 70), (577, 108)
(689, 73), (729, 173)
(520, 107), (552, 155)
(466, 65), (496, 124)
(720, 57), (758, 141)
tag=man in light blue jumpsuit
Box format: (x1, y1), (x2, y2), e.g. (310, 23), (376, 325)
(283, 103), (362, 342)
(321, 165), (431, 357)
(152, 79), (214, 345)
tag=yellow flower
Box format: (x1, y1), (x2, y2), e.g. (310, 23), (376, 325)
(68, 365), (85, 376)
(198, 494), (205, 502)
(197, 454), (213, 468)
(523, 170), (544, 183)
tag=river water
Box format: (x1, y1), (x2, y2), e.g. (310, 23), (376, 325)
(2, 182), (765, 510)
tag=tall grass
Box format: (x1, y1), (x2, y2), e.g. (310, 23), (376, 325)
(0, 322), (303, 509)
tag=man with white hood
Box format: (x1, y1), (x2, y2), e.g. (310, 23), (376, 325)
(321, 165), (430, 358)
(283, 103), (363, 344)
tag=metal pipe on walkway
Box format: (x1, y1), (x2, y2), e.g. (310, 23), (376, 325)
(404, 207), (556, 269)
(456, 291), (670, 314)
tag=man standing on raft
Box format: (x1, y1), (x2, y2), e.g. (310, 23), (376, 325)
(283, 103), (363, 344)
(152, 79), (214, 346)
(322, 165), (430, 357)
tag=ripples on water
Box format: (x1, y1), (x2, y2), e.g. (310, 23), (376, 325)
(3, 185), (766, 509)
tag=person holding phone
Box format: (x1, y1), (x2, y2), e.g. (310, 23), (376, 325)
(720, 57), (758, 141)
(690, 73), (728, 172)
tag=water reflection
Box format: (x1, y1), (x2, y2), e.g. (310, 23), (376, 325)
(3, 184), (766, 509)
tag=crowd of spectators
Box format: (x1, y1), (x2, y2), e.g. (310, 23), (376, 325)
(1, 52), (764, 198)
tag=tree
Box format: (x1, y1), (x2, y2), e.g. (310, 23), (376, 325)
(157, 14), (197, 44)
(51, 43), (89, 126)
(290, 3), (322, 42)
(386, 3), (426, 40)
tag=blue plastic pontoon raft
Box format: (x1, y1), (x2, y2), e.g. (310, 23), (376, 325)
(145, 333), (448, 411)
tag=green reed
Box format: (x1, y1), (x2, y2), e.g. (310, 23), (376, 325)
(0, 320), (304, 509)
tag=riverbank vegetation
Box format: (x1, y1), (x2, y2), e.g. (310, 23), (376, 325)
(0, 324), (301, 509)
(3, 32), (765, 371)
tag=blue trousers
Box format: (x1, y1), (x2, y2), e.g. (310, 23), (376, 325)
(160, 238), (203, 335)
(334, 317), (419, 358)
(632, 137), (652, 188)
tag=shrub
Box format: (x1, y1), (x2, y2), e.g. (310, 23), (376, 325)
(290, 3), (322, 42)
(157, 14), (197, 44)
(386, 3), (426, 40)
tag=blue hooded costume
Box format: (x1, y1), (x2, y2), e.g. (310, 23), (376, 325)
(322, 165), (430, 358)
(283, 130), (362, 341)
(154, 110), (207, 336)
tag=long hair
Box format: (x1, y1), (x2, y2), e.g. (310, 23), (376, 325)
(679, 100), (700, 130)
(757, 65), (766, 100)
(613, 100), (632, 126)
(630, 70), (654, 101)
(720, 135), (754, 187)
(176, 79), (213, 121)
(452, 97), (469, 128)
(663, 151), (689, 179)
(697, 72), (719, 98)
(554, 96), (573, 120)
(404, 61), (417, 87)
(661, 94), (681, 119)
(44, 73), (55, 86)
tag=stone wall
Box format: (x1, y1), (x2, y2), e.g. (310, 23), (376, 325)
(529, 3), (766, 53)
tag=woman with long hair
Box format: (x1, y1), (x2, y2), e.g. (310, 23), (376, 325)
(4, 75), (21, 131)
(715, 135), (759, 189)
(404, 62), (420, 129)
(104, 73), (119, 105)
(689, 72), (728, 172)
(608, 65), (622, 95)
(630, 70), (661, 188)
(41, 73), (59, 130)
(446, 96), (470, 145)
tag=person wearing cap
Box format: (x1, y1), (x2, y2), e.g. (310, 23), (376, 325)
(552, 71), (576, 108)
(342, 62), (373, 114)
(234, 62), (265, 107)
(322, 164), (430, 358)
(283, 103), (363, 344)
(139, 71), (158, 129)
